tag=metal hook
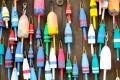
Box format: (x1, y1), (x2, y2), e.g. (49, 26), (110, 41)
(24, 51), (27, 58)
(29, 16), (33, 24)
(116, 69), (119, 78)
(80, 2), (83, 9)
(67, 0), (70, 4)
(94, 47), (96, 54)
(83, 46), (86, 53)
(2, 0), (6, 7)
(14, 61), (16, 68)
(73, 55), (77, 64)
(105, 32), (108, 46)
(59, 40), (63, 48)
(39, 39), (43, 47)
(67, 51), (70, 60)
(22, 3), (27, 15)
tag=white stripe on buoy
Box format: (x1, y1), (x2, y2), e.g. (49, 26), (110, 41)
(15, 54), (23, 57)
(114, 39), (120, 42)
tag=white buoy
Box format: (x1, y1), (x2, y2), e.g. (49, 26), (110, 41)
(11, 67), (18, 80)
(88, 24), (95, 56)
(49, 47), (57, 80)
(100, 33), (111, 80)
(23, 58), (30, 80)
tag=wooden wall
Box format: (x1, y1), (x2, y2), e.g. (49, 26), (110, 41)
(0, 0), (119, 80)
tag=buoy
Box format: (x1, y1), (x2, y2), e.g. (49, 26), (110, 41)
(114, 27), (120, 61)
(11, 62), (18, 80)
(34, 0), (45, 47)
(116, 69), (120, 80)
(15, 41), (23, 75)
(82, 46), (89, 80)
(11, 6), (18, 41)
(108, 0), (119, 29)
(18, 3), (29, 52)
(49, 42), (57, 80)
(58, 41), (65, 80)
(0, 37), (4, 65)
(30, 62), (37, 80)
(37, 39), (44, 80)
(66, 0), (71, 24)
(88, 24), (95, 56)
(92, 48), (99, 80)
(100, 33), (111, 80)
(72, 56), (79, 80)
(9, 30), (15, 53)
(23, 51), (30, 80)
(45, 60), (52, 80)
(28, 47), (34, 67)
(80, 2), (87, 40)
(64, 23), (72, 55)
(90, 0), (98, 29)
(5, 47), (13, 80)
(97, 22), (105, 56)
(2, 0), (10, 28)
(0, 11), (5, 40)
(44, 23), (51, 56)
(101, 0), (108, 20)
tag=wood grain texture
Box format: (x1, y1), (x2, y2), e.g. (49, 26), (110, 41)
(0, 0), (119, 80)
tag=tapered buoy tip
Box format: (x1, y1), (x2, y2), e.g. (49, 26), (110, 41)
(84, 38), (87, 40)
(117, 59), (119, 61)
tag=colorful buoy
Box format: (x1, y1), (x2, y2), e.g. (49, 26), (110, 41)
(34, 0), (45, 47)
(30, 62), (37, 80)
(90, 0), (98, 29)
(11, 62), (18, 80)
(100, 33), (111, 80)
(108, 0), (119, 29)
(66, 58), (72, 80)
(80, 2), (87, 40)
(64, 23), (72, 55)
(97, 22), (105, 56)
(0, 37), (4, 65)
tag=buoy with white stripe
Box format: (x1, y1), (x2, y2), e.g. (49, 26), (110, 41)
(11, 62), (18, 80)
(11, 6), (19, 41)
(88, 23), (95, 56)
(80, 2), (87, 40)
(0, 37), (4, 65)
(0, 11), (5, 40)
(82, 46), (89, 80)
(90, 0), (98, 29)
(116, 69), (120, 80)
(64, 22), (72, 55)
(30, 62), (37, 80)
(9, 30), (15, 53)
(23, 51), (30, 80)
(101, 0), (108, 20)
(100, 33), (111, 80)
(114, 27), (120, 61)
(5, 47), (13, 80)
(15, 41), (23, 75)
(18, 3), (29, 53)
(92, 48), (99, 80)
(97, 22), (105, 56)
(66, 0), (71, 24)
(37, 39), (44, 80)
(108, 0), (119, 29)
(45, 60), (52, 80)
(2, 0), (10, 28)
(72, 56), (79, 80)
(58, 41), (65, 80)
(66, 52), (72, 80)
(34, 0), (45, 47)
(49, 41), (57, 80)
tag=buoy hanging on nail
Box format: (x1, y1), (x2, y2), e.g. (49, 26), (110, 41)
(23, 51), (30, 80)
(28, 47), (34, 67)
(58, 41), (65, 80)
(37, 39), (44, 80)
(100, 33), (111, 80)
(101, 0), (108, 20)
(82, 46), (89, 80)
(9, 30), (15, 53)
(108, 0), (119, 29)
(90, 0), (98, 29)
(2, 0), (10, 28)
(5, 47), (13, 80)
(80, 2), (87, 40)
(0, 37), (4, 65)
(64, 22), (72, 55)
(18, 3), (29, 53)
(15, 41), (23, 75)
(30, 62), (37, 80)
(0, 11), (5, 40)
(34, 0), (45, 47)
(11, 6), (19, 41)
(88, 24), (95, 56)
(11, 62), (18, 80)
(92, 48), (99, 80)
(66, 0), (71, 24)
(72, 56), (79, 80)
(97, 22), (105, 56)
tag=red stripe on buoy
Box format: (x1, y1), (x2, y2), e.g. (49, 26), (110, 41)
(83, 70), (89, 72)
(5, 62), (13, 66)
(36, 33), (41, 35)
(37, 59), (44, 62)
(80, 23), (87, 25)
(82, 67), (89, 69)
(80, 20), (87, 22)
(28, 53), (33, 55)
(5, 59), (12, 61)
(23, 70), (30, 74)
